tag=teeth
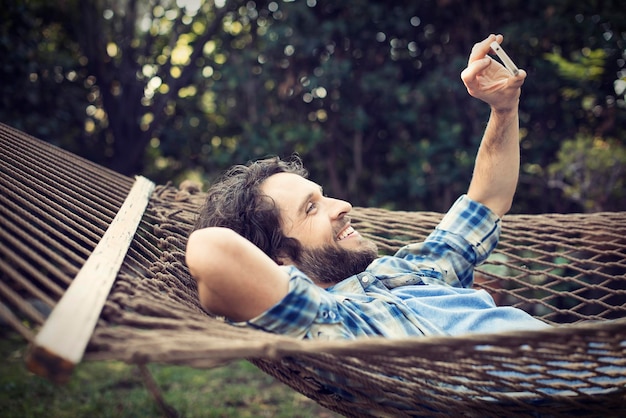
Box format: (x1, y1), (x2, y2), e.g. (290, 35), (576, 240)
(338, 226), (354, 240)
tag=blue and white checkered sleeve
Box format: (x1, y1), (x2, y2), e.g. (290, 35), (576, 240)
(380, 195), (500, 289)
(230, 266), (321, 338)
(435, 194), (501, 264)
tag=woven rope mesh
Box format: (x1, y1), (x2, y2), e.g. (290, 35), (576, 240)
(1, 123), (625, 417)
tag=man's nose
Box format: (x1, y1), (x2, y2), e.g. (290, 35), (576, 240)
(328, 197), (352, 219)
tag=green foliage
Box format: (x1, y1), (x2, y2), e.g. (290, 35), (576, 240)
(0, 0), (92, 155)
(544, 48), (606, 82)
(1, 0), (625, 212)
(548, 134), (626, 212)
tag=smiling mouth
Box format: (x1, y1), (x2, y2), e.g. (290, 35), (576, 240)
(337, 225), (356, 241)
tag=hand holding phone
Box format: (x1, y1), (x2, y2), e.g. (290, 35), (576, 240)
(490, 41), (519, 76)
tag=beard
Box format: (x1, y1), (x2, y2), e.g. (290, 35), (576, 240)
(294, 239), (378, 285)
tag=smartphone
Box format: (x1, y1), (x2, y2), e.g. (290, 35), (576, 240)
(490, 41), (519, 76)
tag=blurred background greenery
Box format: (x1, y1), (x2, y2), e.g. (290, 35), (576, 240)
(1, 0), (625, 213)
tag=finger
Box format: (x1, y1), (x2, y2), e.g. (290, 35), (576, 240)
(468, 34), (497, 63)
(488, 34), (505, 55)
(508, 69), (527, 87)
(461, 56), (493, 85)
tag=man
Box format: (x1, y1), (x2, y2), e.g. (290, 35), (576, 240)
(186, 34), (549, 340)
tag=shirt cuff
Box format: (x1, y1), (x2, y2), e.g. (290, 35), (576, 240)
(436, 194), (501, 264)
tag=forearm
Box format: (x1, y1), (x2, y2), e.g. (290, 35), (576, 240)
(186, 227), (289, 321)
(467, 107), (520, 217)
(460, 34), (526, 217)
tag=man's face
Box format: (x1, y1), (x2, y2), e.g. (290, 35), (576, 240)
(260, 172), (378, 286)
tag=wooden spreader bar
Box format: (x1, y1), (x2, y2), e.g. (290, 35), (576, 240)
(26, 176), (155, 383)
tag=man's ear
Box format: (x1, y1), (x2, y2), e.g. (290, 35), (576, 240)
(273, 237), (299, 267)
(274, 253), (294, 266)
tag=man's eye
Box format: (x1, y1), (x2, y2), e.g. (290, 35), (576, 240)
(306, 202), (317, 214)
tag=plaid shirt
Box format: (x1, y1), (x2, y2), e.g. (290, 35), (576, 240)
(237, 195), (549, 339)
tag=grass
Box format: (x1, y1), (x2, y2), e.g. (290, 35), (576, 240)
(0, 329), (340, 418)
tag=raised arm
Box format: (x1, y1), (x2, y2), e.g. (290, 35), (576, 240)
(186, 227), (289, 322)
(461, 34), (526, 217)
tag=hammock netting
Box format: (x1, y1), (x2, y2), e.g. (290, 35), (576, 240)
(1, 123), (625, 417)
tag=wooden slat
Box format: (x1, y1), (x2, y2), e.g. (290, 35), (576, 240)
(26, 176), (155, 383)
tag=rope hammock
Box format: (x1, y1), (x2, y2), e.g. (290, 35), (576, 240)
(1, 122), (625, 417)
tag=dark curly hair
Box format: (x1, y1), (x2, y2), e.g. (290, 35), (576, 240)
(192, 156), (307, 263)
